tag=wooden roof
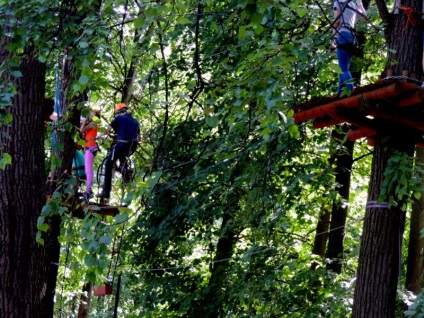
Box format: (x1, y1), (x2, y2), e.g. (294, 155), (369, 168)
(292, 79), (424, 146)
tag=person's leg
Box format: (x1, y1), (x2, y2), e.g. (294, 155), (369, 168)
(337, 48), (354, 94)
(101, 149), (115, 197)
(84, 148), (95, 193)
(113, 143), (132, 183)
(336, 31), (355, 94)
(99, 143), (130, 197)
(114, 143), (130, 168)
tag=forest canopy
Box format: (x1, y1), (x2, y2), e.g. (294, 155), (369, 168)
(1, 0), (424, 317)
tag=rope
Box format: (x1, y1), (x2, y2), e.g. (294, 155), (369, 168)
(381, 75), (424, 86)
(398, 5), (418, 30)
(51, 63), (62, 155)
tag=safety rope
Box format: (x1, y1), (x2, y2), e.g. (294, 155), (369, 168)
(398, 5), (418, 30)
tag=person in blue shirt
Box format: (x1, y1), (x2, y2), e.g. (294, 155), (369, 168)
(97, 103), (140, 199)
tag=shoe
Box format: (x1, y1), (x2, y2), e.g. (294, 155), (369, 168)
(96, 191), (110, 199)
(83, 190), (93, 203)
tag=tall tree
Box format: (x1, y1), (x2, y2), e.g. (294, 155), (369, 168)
(406, 148), (424, 294)
(0, 34), (54, 318)
(326, 126), (355, 273)
(352, 0), (422, 316)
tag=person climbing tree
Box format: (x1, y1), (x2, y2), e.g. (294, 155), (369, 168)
(80, 109), (100, 202)
(332, 0), (367, 95)
(97, 103), (140, 199)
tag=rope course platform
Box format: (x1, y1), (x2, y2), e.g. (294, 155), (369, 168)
(293, 79), (424, 146)
(71, 198), (120, 219)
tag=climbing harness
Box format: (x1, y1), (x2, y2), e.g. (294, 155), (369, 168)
(333, 0), (363, 52)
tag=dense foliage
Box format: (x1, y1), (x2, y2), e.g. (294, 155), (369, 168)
(3, 0), (423, 317)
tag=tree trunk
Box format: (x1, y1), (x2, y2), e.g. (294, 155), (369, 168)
(189, 210), (237, 318)
(405, 147), (424, 294)
(384, 0), (422, 77)
(77, 282), (93, 318)
(312, 208), (331, 258)
(352, 136), (414, 318)
(326, 127), (355, 273)
(352, 1), (423, 315)
(0, 41), (57, 317)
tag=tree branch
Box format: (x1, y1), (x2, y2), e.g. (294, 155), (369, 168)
(374, 0), (392, 30)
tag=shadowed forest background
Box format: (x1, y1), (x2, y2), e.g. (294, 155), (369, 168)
(1, 0), (424, 317)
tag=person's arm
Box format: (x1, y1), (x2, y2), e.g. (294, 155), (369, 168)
(50, 112), (58, 122)
(97, 124), (113, 139)
(356, 0), (367, 19)
(80, 119), (96, 133)
(331, 5), (341, 49)
(333, 7), (341, 32)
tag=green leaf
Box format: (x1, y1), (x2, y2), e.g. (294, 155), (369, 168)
(147, 171), (162, 188)
(37, 216), (45, 227)
(79, 75), (89, 85)
(205, 116), (219, 127)
(288, 124), (298, 137)
(38, 223), (49, 232)
(297, 8), (308, 18)
(84, 255), (96, 267)
(134, 16), (144, 28)
(0, 153), (12, 169)
(10, 70), (22, 78)
(328, 63), (342, 74)
(238, 26), (247, 40)
(99, 235), (112, 245)
(86, 270), (96, 282)
(36, 232), (44, 245)
(177, 16), (191, 25)
(79, 41), (89, 49)
(51, 157), (62, 169)
(115, 212), (128, 223)
(73, 83), (82, 93)
(145, 7), (157, 18)
(4, 113), (13, 124)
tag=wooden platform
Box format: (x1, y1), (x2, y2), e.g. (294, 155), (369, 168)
(292, 79), (424, 146)
(71, 200), (120, 219)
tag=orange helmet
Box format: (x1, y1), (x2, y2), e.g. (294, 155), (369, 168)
(114, 103), (127, 113)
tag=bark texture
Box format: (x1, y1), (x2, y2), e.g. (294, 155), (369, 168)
(406, 147), (424, 294)
(0, 42), (56, 317)
(352, 137), (413, 318)
(383, 0), (422, 77)
(326, 126), (354, 273)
